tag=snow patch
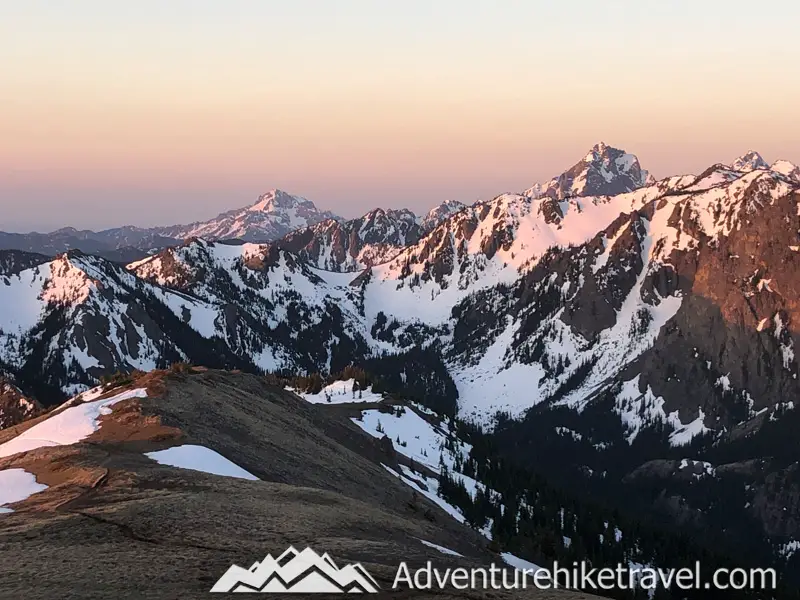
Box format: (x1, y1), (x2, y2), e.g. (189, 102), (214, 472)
(0, 388), (147, 458)
(0, 468), (48, 514)
(669, 409), (710, 447)
(501, 552), (544, 573)
(294, 379), (383, 404)
(353, 406), (470, 472)
(145, 444), (258, 481)
(779, 541), (800, 560)
(418, 539), (463, 557)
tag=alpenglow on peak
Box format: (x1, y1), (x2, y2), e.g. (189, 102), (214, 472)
(730, 151), (770, 173)
(525, 143), (654, 200)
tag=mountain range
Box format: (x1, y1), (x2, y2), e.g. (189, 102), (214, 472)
(1, 143), (800, 591)
(0, 144), (660, 264)
(0, 189), (339, 262)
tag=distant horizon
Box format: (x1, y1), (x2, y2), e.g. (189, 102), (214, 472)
(2, 2), (799, 232)
(2, 143), (797, 234)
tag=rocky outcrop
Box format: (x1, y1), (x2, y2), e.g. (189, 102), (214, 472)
(0, 377), (41, 430)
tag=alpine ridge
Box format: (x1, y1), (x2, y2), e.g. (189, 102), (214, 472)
(270, 200), (469, 273)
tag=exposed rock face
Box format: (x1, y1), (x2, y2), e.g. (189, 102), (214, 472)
(525, 142), (655, 200)
(274, 208), (424, 271)
(442, 168), (800, 558)
(269, 201), (471, 273)
(421, 200), (468, 231)
(0, 377), (41, 430)
(731, 150), (770, 172)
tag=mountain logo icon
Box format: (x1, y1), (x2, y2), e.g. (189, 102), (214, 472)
(210, 546), (380, 593)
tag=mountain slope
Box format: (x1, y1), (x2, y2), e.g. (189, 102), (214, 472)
(439, 165), (800, 566)
(271, 201), (470, 273)
(128, 239), (372, 374)
(422, 199), (468, 231)
(772, 159), (800, 182)
(445, 167), (798, 422)
(273, 207), (424, 271)
(358, 173), (695, 327)
(0, 370), (593, 600)
(0, 249), (255, 402)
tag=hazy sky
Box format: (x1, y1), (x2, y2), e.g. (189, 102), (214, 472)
(1, 1), (799, 232)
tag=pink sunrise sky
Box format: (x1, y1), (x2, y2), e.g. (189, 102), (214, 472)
(1, 1), (798, 231)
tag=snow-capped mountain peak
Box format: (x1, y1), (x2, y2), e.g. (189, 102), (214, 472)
(422, 200), (467, 232)
(584, 141), (611, 161)
(730, 150), (769, 172)
(526, 143), (654, 200)
(771, 159), (800, 182)
(153, 190), (340, 243)
(247, 189), (315, 213)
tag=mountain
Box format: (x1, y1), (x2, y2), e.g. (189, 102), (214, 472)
(0, 249), (50, 276)
(772, 159), (800, 182)
(525, 142), (655, 200)
(152, 189), (340, 242)
(2, 369), (783, 599)
(2, 370), (585, 600)
(0, 190), (339, 262)
(0, 228), (177, 264)
(0, 144), (651, 267)
(0, 247), (258, 401)
(270, 201), (470, 273)
(273, 207), (423, 271)
(264, 143), (655, 275)
(730, 150), (770, 172)
(421, 199), (468, 231)
(2, 146), (800, 592)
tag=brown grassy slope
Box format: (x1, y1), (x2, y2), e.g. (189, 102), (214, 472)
(0, 370), (597, 600)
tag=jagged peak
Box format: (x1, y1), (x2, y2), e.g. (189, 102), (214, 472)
(730, 151), (769, 172)
(584, 141), (613, 160)
(527, 143), (651, 200)
(425, 199), (466, 216)
(362, 207), (417, 220)
(420, 199), (467, 231)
